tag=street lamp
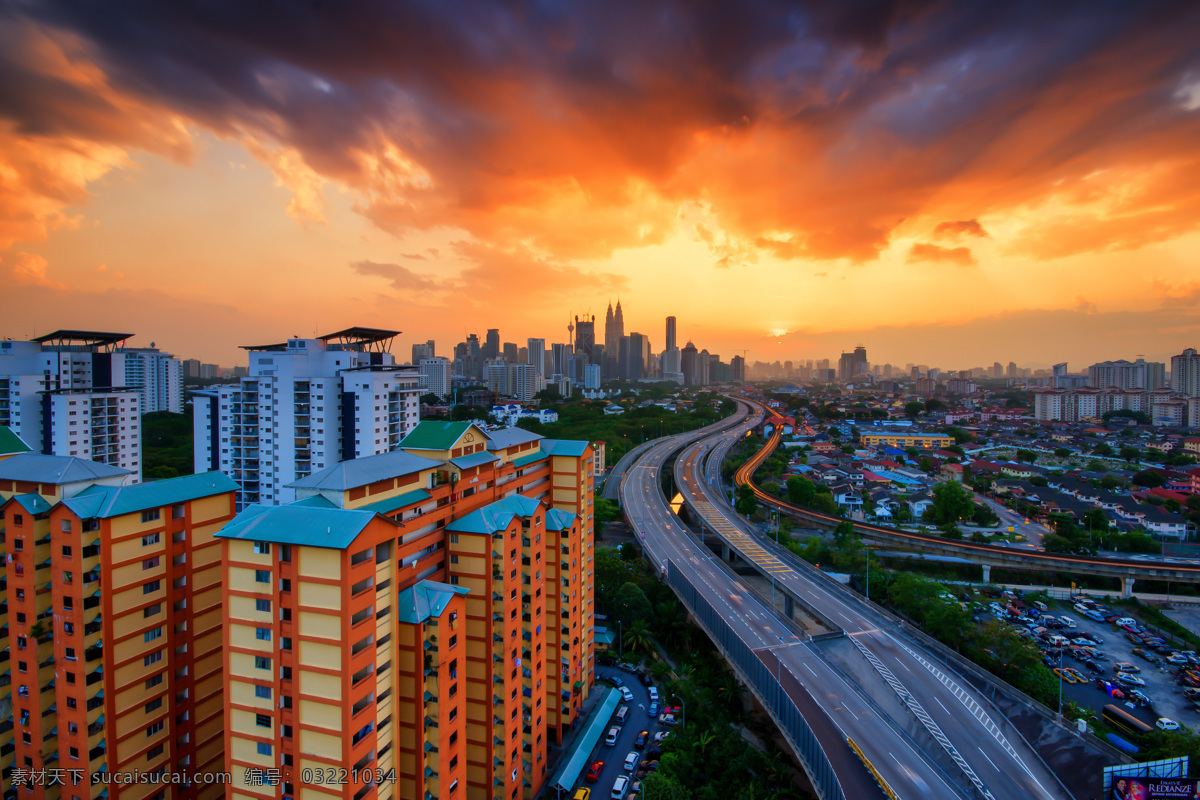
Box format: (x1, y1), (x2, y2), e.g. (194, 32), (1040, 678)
(1057, 644), (1063, 719)
(672, 694), (685, 730)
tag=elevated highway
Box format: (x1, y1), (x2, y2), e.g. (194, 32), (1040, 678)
(738, 411), (1200, 596)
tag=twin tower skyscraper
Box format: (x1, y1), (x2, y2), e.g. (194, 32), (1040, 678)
(596, 300), (683, 383)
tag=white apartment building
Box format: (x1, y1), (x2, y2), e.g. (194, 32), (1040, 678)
(1172, 348), (1200, 397)
(583, 362), (601, 390)
(1087, 358), (1166, 391)
(418, 356), (451, 397)
(193, 328), (420, 508)
(0, 331), (144, 479)
(121, 345), (184, 413)
(527, 337), (546, 377)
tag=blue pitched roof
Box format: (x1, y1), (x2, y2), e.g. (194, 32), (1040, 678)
(541, 440), (590, 458)
(511, 450), (548, 468)
(450, 451), (499, 470)
(0, 452), (131, 484)
(358, 488), (432, 516)
(9, 493), (52, 515)
(287, 450), (441, 491)
(215, 505), (384, 549)
(291, 495), (338, 509)
(446, 495), (544, 536)
(395, 579), (469, 624)
(61, 472), (237, 519)
(545, 508), (577, 532)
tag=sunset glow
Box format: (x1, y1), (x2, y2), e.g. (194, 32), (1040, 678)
(2, 2), (1199, 367)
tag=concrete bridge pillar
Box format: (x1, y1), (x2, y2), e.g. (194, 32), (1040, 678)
(1122, 577), (1136, 598)
(721, 543), (732, 562)
(981, 564), (991, 583)
(784, 595), (795, 619)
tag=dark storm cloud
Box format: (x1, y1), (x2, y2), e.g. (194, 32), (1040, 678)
(3, 0), (1199, 259)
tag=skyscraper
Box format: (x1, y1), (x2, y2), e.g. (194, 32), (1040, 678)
(574, 314), (596, 363)
(604, 301), (625, 379)
(628, 332), (648, 380)
(121, 345), (184, 413)
(551, 342), (572, 380)
(419, 356), (452, 396)
(665, 315), (676, 352)
(1171, 348), (1200, 396)
(681, 341), (699, 386)
(485, 328), (501, 360)
(411, 339), (436, 363)
(503, 341), (518, 362)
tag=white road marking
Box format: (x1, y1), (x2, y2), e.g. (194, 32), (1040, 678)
(979, 747), (999, 773)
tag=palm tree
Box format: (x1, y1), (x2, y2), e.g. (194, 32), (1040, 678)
(693, 729), (716, 756)
(623, 619), (654, 654)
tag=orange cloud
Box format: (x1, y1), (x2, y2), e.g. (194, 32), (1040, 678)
(5, 252), (66, 289)
(934, 219), (989, 238)
(907, 242), (976, 266)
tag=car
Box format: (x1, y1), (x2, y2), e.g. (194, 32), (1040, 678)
(611, 775), (630, 800)
(605, 728), (620, 747)
(1053, 668), (1076, 684)
(1115, 617), (1138, 628)
(648, 687), (659, 703)
(1157, 718), (1181, 731)
(574, 789), (592, 800)
(634, 731), (649, 748)
(1059, 616), (1077, 629)
(646, 746), (663, 759)
(624, 752), (639, 772)
(647, 701), (659, 717)
(1084, 660), (1104, 674)
(608, 675), (625, 688)
(1118, 673), (1147, 688)
(621, 687), (634, 703)
(618, 662), (638, 673)
(598, 656), (616, 667)
(639, 672), (653, 687)
(1114, 662), (1140, 674)
(1128, 689), (1152, 707)
(587, 761), (605, 782)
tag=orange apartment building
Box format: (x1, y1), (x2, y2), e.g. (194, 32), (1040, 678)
(0, 453), (238, 800)
(216, 422), (595, 800)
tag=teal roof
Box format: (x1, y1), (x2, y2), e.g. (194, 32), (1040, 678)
(9, 493), (52, 515)
(358, 488), (432, 516)
(400, 420), (481, 451)
(511, 450), (548, 468)
(0, 427), (31, 455)
(541, 440), (590, 458)
(594, 626), (616, 646)
(0, 452), (131, 484)
(545, 508), (577, 532)
(215, 505), (383, 549)
(291, 495), (338, 509)
(450, 451), (499, 470)
(396, 579), (469, 624)
(287, 450), (441, 491)
(446, 494), (544, 536)
(62, 472), (238, 519)
(548, 687), (620, 792)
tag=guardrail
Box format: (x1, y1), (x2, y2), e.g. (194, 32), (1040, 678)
(667, 559), (847, 800)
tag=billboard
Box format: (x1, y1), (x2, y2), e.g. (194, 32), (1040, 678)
(1111, 777), (1199, 799)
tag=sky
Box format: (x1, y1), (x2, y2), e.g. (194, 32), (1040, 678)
(2, 0), (1199, 371)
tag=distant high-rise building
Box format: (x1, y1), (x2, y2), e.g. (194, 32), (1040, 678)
(551, 343), (572, 379)
(503, 341), (518, 362)
(1087, 358), (1166, 391)
(1007, 361), (1018, 379)
(193, 327), (419, 509)
(412, 339), (436, 362)
(681, 341), (699, 386)
(604, 300), (624, 379)
(1052, 362), (1069, 388)
(584, 362), (601, 390)
(0, 331), (142, 479)
(731, 355), (745, 383)
(466, 333), (482, 379)
(419, 356), (451, 397)
(665, 315), (677, 353)
(574, 314), (596, 363)
(121, 345), (184, 413)
(628, 332), (648, 380)
(485, 328), (500, 360)
(697, 348), (711, 385)
(618, 336), (631, 380)
(1172, 348), (1200, 397)
(183, 357), (201, 378)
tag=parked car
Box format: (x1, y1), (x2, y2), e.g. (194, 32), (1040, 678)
(621, 687), (634, 703)
(588, 761), (605, 782)
(611, 775), (630, 800)
(574, 789), (592, 800)
(1117, 673), (1147, 688)
(1128, 689), (1153, 707)
(1084, 660), (1104, 674)
(647, 701), (659, 717)
(648, 687), (659, 703)
(624, 752), (639, 772)
(1156, 718), (1181, 731)
(634, 731), (648, 749)
(608, 675), (625, 688)
(1113, 662), (1140, 674)
(605, 728), (620, 747)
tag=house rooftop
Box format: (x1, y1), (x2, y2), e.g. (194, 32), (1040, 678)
(0, 452), (131, 484)
(287, 450), (441, 492)
(63, 471), (238, 519)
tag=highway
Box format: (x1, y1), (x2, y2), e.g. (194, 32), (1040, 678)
(671, 403), (1072, 800)
(620, 402), (963, 800)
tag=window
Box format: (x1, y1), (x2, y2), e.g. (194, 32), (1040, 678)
(143, 581), (161, 595)
(255, 570), (270, 583)
(255, 627), (271, 642)
(13, 515), (23, 526)
(143, 557), (160, 570)
(69, 747), (79, 760)
(17, 661), (26, 673)
(66, 672), (75, 685)
(256, 713), (271, 728)
(146, 674), (163, 689)
(171, 503), (185, 520)
(141, 509), (161, 523)
(144, 627), (163, 643)
(254, 541), (271, 555)
(255, 656), (272, 670)
(449, 533), (459, 544)
(146, 721), (164, 737)
(257, 742), (273, 756)
(142, 533), (161, 546)
(148, 744), (165, 759)
(61, 520), (72, 532)
(255, 685), (272, 700)
(67, 697), (76, 709)
(144, 603), (162, 618)
(62, 545), (72, 557)
(144, 651), (163, 666)
(256, 599), (271, 613)
(145, 698), (163, 713)
(64, 647), (76, 661)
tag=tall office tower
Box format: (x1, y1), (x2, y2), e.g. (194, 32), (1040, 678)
(626, 333), (647, 380)
(0, 457), (238, 800)
(527, 338), (546, 377)
(696, 349), (711, 386)
(550, 343), (572, 380)
(217, 422), (595, 800)
(1007, 361), (1018, 379)
(573, 315), (596, 364)
(122, 345), (185, 414)
(485, 329), (501, 360)
(511, 363), (537, 401)
(503, 342), (519, 363)
(544, 351), (553, 379)
(665, 316), (676, 353)
(192, 328), (419, 509)
(518, 346), (528, 366)
(1052, 362), (1069, 388)
(584, 362), (601, 390)
(0, 331), (143, 479)
(604, 301), (624, 379)
(412, 340), (436, 363)
(486, 359), (512, 397)
(681, 342), (699, 386)
(661, 346), (682, 384)
(731, 355), (745, 383)
(1172, 348), (1200, 396)
(1087, 358), (1166, 390)
(183, 358), (202, 379)
(419, 356), (452, 397)
(617, 336), (630, 380)
(467, 334), (483, 380)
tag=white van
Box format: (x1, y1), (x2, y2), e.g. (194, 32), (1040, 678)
(623, 752), (639, 772)
(1032, 601), (1048, 613)
(605, 727), (620, 746)
(615, 706), (629, 724)
(1059, 616), (1077, 629)
(648, 687), (659, 703)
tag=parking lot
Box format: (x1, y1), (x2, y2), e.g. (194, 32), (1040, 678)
(571, 663), (680, 800)
(976, 593), (1199, 732)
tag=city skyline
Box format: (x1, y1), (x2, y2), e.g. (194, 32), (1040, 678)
(2, 4), (1199, 368)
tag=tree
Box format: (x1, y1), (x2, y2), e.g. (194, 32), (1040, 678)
(612, 582), (654, 627)
(1092, 442), (1114, 457)
(595, 498), (622, 525)
(1120, 445), (1142, 463)
(623, 619), (655, 654)
(1132, 469), (1166, 488)
(1100, 474), (1121, 489)
(918, 457), (934, 473)
(734, 484), (758, 517)
(785, 475), (816, 507)
(1054, 448), (1071, 458)
(904, 401), (925, 419)
(925, 398), (947, 413)
(515, 416), (545, 434)
(924, 481), (976, 525)
(419, 393), (441, 405)
(1016, 448), (1038, 463)
(942, 426), (973, 444)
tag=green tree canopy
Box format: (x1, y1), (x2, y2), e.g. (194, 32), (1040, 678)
(924, 481), (976, 525)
